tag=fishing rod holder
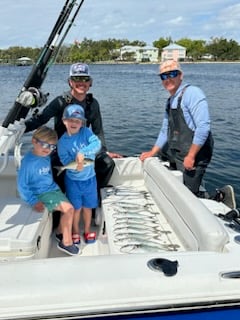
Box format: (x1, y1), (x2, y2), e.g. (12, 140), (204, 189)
(0, 120), (26, 173)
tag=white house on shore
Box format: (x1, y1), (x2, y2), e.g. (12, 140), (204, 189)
(161, 43), (186, 61)
(16, 56), (33, 66)
(119, 45), (159, 62)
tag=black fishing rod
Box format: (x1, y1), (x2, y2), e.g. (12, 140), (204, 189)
(2, 0), (85, 127)
(50, 0), (85, 66)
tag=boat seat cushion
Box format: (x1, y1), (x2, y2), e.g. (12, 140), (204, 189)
(0, 197), (52, 260)
(143, 158), (229, 252)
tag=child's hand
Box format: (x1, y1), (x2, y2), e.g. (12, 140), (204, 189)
(76, 153), (84, 171)
(33, 201), (45, 212)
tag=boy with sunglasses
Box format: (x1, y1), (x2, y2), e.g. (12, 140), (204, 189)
(17, 126), (80, 256)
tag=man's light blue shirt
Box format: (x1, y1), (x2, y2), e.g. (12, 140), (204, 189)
(156, 83), (211, 149)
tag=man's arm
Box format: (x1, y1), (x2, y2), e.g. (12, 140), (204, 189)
(25, 96), (64, 132)
(88, 99), (107, 151)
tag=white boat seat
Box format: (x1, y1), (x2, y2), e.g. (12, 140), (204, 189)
(143, 158), (229, 252)
(0, 197), (52, 261)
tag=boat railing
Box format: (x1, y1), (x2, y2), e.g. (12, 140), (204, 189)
(0, 120), (25, 174)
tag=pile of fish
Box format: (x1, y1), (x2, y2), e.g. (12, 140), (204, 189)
(104, 186), (180, 254)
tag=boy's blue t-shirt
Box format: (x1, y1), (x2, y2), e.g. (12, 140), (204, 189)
(17, 151), (59, 206)
(57, 126), (101, 181)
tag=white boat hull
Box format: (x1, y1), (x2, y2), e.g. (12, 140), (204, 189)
(0, 156), (240, 319)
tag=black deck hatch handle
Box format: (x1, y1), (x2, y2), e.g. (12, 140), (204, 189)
(147, 258), (178, 276)
(221, 271), (240, 279)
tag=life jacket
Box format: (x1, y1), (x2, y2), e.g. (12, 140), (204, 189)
(63, 91), (93, 127)
(166, 85), (214, 163)
(54, 92), (94, 137)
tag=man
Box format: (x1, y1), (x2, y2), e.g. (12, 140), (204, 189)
(25, 62), (121, 191)
(140, 60), (235, 208)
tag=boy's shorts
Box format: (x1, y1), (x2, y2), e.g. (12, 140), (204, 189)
(65, 175), (98, 209)
(38, 189), (70, 212)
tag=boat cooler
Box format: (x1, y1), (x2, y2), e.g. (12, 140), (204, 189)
(0, 197), (52, 262)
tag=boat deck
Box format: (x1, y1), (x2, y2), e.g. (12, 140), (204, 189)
(49, 223), (109, 258)
(0, 156), (236, 262)
(100, 185), (185, 255)
(49, 183), (184, 258)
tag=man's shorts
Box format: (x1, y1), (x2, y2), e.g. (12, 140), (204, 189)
(38, 189), (70, 212)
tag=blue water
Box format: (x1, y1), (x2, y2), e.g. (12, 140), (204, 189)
(0, 63), (239, 207)
(85, 307), (240, 319)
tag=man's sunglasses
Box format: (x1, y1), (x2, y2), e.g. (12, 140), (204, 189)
(35, 138), (56, 151)
(70, 76), (91, 82)
(159, 70), (180, 81)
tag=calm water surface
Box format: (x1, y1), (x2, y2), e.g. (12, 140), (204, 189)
(0, 63), (239, 206)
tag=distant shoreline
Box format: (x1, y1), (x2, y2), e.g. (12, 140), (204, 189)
(1, 60), (240, 66)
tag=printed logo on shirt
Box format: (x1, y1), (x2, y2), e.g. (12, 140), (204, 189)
(72, 142), (86, 153)
(39, 166), (50, 175)
(79, 143), (86, 148)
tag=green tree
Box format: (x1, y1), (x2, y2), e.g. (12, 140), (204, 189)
(129, 40), (146, 47)
(176, 38), (206, 60)
(1, 36), (240, 64)
(206, 37), (240, 61)
(153, 37), (171, 58)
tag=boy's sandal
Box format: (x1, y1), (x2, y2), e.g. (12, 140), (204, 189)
(84, 232), (96, 244)
(72, 233), (81, 245)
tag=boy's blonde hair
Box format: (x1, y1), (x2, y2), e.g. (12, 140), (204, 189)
(33, 126), (58, 143)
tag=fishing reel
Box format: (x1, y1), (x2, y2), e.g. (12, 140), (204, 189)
(16, 87), (49, 109)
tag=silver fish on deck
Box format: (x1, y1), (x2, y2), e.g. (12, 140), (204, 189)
(113, 222), (163, 232)
(113, 226), (161, 236)
(117, 201), (153, 208)
(114, 231), (163, 242)
(120, 242), (178, 254)
(114, 235), (172, 248)
(106, 187), (150, 198)
(114, 214), (159, 227)
(113, 210), (157, 218)
(114, 217), (159, 227)
(54, 158), (94, 176)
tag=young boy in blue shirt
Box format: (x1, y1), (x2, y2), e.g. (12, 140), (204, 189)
(58, 104), (101, 245)
(17, 126), (80, 256)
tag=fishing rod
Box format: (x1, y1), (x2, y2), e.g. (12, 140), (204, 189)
(0, 0), (85, 172)
(49, 0), (85, 67)
(2, 0), (84, 127)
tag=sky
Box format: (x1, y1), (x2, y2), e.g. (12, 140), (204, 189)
(1, 0), (240, 49)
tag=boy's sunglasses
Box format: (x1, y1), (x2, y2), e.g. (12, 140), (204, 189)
(70, 76), (91, 82)
(36, 138), (56, 151)
(159, 70), (180, 81)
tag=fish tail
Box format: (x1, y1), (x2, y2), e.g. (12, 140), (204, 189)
(53, 166), (63, 176)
